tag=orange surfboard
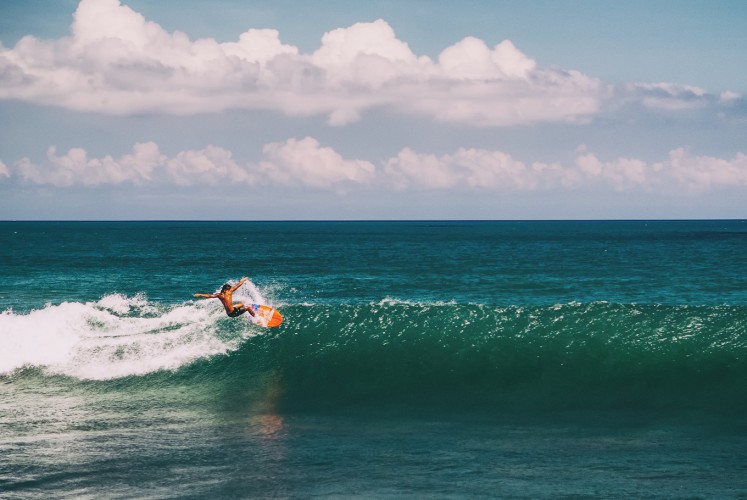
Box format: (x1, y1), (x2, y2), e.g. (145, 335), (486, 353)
(249, 304), (283, 328)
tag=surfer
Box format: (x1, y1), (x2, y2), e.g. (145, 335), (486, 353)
(194, 277), (255, 318)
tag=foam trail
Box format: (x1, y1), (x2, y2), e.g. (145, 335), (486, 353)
(0, 294), (253, 380)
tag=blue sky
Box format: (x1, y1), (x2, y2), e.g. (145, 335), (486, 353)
(1, 0), (745, 219)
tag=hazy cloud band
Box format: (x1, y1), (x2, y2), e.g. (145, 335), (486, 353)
(4, 139), (745, 194)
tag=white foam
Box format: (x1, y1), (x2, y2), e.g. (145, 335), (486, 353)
(0, 293), (254, 380)
(234, 279), (267, 306)
(97, 292), (151, 314)
(377, 297), (458, 307)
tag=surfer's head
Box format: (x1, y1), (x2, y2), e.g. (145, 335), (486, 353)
(221, 284), (231, 293)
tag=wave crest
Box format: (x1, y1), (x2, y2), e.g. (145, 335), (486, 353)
(4, 299), (746, 413)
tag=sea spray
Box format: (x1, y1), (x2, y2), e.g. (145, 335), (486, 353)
(0, 294), (258, 379)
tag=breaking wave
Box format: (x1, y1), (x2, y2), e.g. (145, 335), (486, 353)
(4, 297), (746, 414)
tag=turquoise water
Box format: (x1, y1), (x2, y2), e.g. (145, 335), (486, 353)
(2, 221), (747, 497)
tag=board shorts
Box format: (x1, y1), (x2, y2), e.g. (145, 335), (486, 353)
(227, 305), (249, 318)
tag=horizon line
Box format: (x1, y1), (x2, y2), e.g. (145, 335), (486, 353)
(1, 218), (745, 223)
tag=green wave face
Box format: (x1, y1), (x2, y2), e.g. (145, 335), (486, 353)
(184, 301), (747, 414)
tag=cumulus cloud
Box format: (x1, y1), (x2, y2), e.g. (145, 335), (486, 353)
(384, 147), (572, 190)
(385, 146), (747, 192)
(311, 19), (425, 87)
(258, 137), (376, 188)
(0, 0), (607, 125)
(14, 143), (165, 186)
(10, 143), (248, 187)
(570, 148), (747, 192)
(438, 38), (535, 80)
(3, 139), (745, 194)
(657, 148), (747, 192)
(164, 146), (249, 186)
(385, 148), (576, 190)
(4, 138), (375, 190)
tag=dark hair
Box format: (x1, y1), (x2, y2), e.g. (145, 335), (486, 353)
(221, 284), (231, 293)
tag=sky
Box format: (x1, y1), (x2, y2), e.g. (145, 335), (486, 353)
(0, 0), (745, 220)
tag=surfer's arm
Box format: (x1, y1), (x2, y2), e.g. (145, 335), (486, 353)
(230, 277), (249, 292)
(194, 293), (218, 298)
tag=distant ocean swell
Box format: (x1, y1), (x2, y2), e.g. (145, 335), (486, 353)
(3, 298), (746, 413)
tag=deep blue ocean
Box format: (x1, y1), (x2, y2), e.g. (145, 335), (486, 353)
(1, 220), (746, 498)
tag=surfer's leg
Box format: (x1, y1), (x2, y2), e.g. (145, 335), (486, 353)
(233, 303), (255, 317)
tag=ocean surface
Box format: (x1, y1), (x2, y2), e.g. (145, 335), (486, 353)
(1, 220), (746, 498)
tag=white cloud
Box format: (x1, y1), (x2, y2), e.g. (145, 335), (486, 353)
(14, 143), (164, 186)
(385, 148), (573, 191)
(10, 142), (252, 187)
(311, 19), (425, 87)
(574, 152), (648, 190)
(5, 138), (376, 190)
(385, 146), (747, 193)
(222, 29), (299, 65)
(257, 137), (376, 188)
(4, 139), (746, 195)
(0, 0), (606, 126)
(384, 149), (457, 190)
(719, 91), (741, 103)
(164, 146), (249, 186)
(622, 82), (715, 112)
(659, 148), (747, 193)
(385, 147), (568, 190)
(575, 149), (747, 193)
(438, 38), (535, 80)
